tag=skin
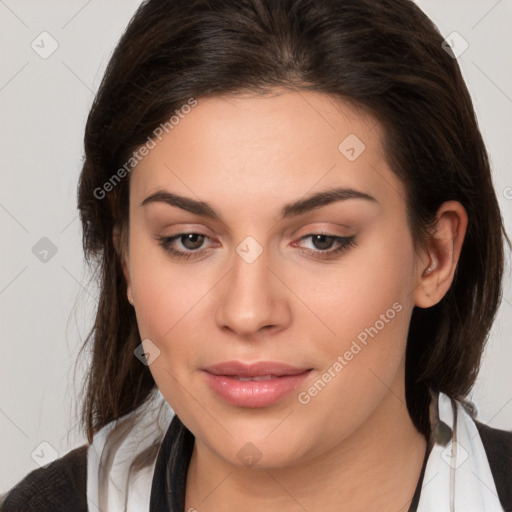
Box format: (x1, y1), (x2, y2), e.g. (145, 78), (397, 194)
(118, 89), (467, 512)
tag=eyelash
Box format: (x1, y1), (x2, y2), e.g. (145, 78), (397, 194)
(157, 233), (357, 261)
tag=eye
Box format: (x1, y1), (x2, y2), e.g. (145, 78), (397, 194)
(157, 233), (215, 260)
(157, 232), (357, 261)
(293, 234), (357, 259)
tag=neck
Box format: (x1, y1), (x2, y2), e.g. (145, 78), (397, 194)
(185, 377), (427, 512)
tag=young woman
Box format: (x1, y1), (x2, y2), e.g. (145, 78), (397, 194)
(2, 0), (511, 511)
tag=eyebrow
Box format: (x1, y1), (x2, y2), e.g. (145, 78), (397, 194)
(140, 186), (378, 220)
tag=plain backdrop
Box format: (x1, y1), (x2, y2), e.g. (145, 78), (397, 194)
(1, 0), (511, 493)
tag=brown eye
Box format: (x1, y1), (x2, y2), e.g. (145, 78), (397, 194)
(310, 234), (336, 250)
(293, 234), (357, 260)
(180, 233), (206, 250)
(157, 232), (212, 260)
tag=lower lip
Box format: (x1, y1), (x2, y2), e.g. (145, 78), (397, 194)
(203, 370), (312, 408)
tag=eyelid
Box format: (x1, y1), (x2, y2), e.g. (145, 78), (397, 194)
(287, 221), (353, 237)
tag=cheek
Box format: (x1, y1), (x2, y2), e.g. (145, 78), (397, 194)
(289, 224), (415, 416)
(127, 236), (208, 408)
(291, 225), (415, 349)
(290, 252), (413, 447)
(127, 225), (196, 344)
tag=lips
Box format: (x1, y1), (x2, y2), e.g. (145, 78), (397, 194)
(204, 361), (309, 377)
(202, 361), (313, 407)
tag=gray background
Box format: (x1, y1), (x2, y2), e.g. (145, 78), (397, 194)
(1, 0), (511, 493)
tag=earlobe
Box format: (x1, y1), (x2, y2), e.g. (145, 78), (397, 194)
(414, 201), (468, 309)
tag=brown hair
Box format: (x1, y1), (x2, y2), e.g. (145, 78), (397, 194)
(77, 0), (510, 443)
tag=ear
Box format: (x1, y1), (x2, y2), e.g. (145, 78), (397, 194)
(413, 201), (468, 308)
(113, 225), (134, 306)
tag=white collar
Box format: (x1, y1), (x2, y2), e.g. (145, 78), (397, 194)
(86, 390), (504, 511)
(417, 392), (504, 511)
(86, 389), (173, 512)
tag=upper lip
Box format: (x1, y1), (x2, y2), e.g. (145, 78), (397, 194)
(203, 361), (311, 378)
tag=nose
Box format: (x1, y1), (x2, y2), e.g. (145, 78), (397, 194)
(215, 242), (292, 338)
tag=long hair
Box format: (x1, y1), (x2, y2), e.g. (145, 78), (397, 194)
(77, 0), (509, 442)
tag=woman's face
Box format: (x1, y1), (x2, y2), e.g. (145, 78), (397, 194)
(123, 89), (427, 468)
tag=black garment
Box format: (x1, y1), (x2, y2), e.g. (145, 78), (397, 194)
(0, 444), (88, 512)
(2, 417), (512, 511)
(408, 439), (431, 512)
(476, 420), (512, 511)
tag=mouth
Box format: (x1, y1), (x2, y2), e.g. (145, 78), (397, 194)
(203, 360), (311, 377)
(233, 375), (279, 381)
(202, 361), (313, 408)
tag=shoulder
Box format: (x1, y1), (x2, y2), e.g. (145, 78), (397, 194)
(475, 420), (512, 512)
(0, 444), (88, 512)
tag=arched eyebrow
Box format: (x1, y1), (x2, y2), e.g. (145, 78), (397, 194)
(140, 186), (378, 221)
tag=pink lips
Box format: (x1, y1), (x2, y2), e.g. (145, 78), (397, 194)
(203, 361), (312, 408)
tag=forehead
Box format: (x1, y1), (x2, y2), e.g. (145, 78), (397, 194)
(130, 89), (405, 216)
